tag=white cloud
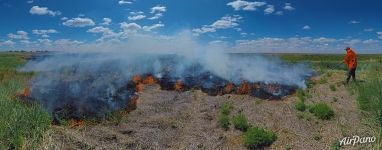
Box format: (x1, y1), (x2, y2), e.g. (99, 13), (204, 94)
(364, 28), (373, 32)
(363, 39), (379, 44)
(87, 26), (119, 40)
(344, 39), (361, 45)
(143, 23), (164, 32)
(148, 13), (163, 20)
(303, 25), (311, 30)
(349, 20), (360, 24)
(27, 0), (33, 4)
(150, 5), (166, 13)
(63, 17), (95, 27)
(32, 29), (58, 38)
(211, 15), (241, 29)
(120, 22), (141, 36)
(61, 17), (68, 20)
(118, 0), (132, 5)
(192, 15), (242, 35)
(128, 15), (146, 21)
(54, 39), (83, 45)
(101, 18), (112, 26)
(148, 5), (166, 20)
(264, 5), (275, 14)
(0, 40), (15, 46)
(377, 32), (382, 39)
(275, 11), (283, 15)
(29, 6), (61, 16)
(38, 39), (52, 46)
(7, 31), (29, 40)
(227, 0), (266, 11)
(283, 3), (294, 11)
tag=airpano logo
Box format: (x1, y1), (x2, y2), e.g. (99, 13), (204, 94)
(339, 135), (376, 146)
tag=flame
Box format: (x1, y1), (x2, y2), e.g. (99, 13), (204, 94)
(69, 119), (84, 128)
(224, 83), (234, 94)
(132, 75), (142, 84)
(23, 86), (30, 97)
(135, 83), (143, 92)
(142, 75), (156, 84)
(236, 80), (251, 95)
(174, 80), (183, 91)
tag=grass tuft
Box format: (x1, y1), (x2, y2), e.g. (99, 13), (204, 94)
(233, 112), (250, 131)
(243, 127), (277, 149)
(309, 102), (334, 120)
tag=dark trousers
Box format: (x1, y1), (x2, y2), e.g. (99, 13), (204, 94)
(346, 68), (356, 83)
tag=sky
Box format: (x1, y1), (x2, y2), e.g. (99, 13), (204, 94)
(0, 0), (381, 53)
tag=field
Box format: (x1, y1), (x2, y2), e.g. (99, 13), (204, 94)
(1, 52), (382, 149)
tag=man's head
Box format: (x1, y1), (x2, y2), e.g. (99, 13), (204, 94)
(345, 47), (351, 51)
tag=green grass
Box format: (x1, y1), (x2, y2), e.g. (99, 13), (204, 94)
(220, 102), (233, 115)
(0, 52), (51, 149)
(294, 100), (306, 111)
(329, 84), (336, 91)
(233, 112), (250, 131)
(309, 102), (334, 120)
(218, 114), (230, 130)
(319, 77), (328, 84)
(243, 127), (277, 149)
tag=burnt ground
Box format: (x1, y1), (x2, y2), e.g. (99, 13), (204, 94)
(41, 71), (376, 150)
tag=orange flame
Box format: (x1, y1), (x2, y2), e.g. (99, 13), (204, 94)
(174, 80), (183, 91)
(142, 75), (156, 84)
(69, 119), (84, 128)
(224, 83), (234, 94)
(135, 83), (143, 92)
(132, 75), (142, 84)
(23, 86), (30, 97)
(236, 81), (251, 95)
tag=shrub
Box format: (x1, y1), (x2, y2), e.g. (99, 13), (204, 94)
(309, 102), (334, 120)
(243, 127), (277, 149)
(296, 89), (305, 101)
(294, 100), (306, 111)
(233, 113), (250, 131)
(220, 102), (233, 115)
(319, 77), (327, 84)
(218, 114), (230, 130)
(329, 84), (336, 91)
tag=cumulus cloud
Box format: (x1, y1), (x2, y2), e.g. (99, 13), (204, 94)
(118, 0), (132, 5)
(63, 17), (95, 27)
(101, 18), (112, 26)
(264, 5), (275, 14)
(364, 28), (373, 32)
(349, 20), (360, 24)
(32, 29), (58, 38)
(143, 23), (164, 32)
(192, 15), (242, 35)
(303, 25), (311, 30)
(148, 5), (166, 20)
(362, 39), (379, 44)
(29, 6), (61, 16)
(377, 32), (382, 39)
(87, 26), (119, 41)
(128, 14), (146, 21)
(0, 40), (15, 46)
(283, 3), (294, 11)
(227, 0), (266, 11)
(7, 31), (29, 40)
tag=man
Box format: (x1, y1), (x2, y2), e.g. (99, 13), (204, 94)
(343, 47), (357, 84)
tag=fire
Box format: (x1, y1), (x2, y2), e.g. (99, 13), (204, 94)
(135, 83), (143, 92)
(23, 86), (30, 97)
(174, 80), (183, 91)
(132, 75), (142, 84)
(224, 82), (234, 94)
(69, 119), (84, 128)
(142, 75), (156, 84)
(236, 81), (251, 95)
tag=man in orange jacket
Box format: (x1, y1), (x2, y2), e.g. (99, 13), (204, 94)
(343, 47), (357, 84)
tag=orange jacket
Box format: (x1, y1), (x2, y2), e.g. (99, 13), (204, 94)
(343, 49), (357, 69)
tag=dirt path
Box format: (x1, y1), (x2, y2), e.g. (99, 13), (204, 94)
(41, 71), (375, 150)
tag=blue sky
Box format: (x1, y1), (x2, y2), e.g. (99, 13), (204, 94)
(0, 0), (381, 53)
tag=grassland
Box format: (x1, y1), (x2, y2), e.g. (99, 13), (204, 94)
(0, 52), (51, 149)
(1, 52), (382, 149)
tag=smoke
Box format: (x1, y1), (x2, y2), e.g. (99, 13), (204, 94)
(19, 31), (313, 118)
